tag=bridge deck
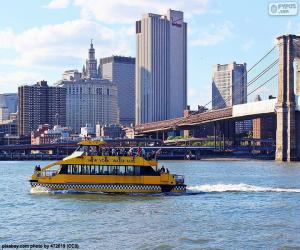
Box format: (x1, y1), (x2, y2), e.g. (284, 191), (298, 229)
(135, 98), (293, 134)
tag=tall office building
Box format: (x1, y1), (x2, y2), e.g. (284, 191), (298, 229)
(18, 80), (66, 136)
(212, 62), (247, 109)
(135, 9), (187, 124)
(57, 42), (119, 133)
(100, 56), (135, 125)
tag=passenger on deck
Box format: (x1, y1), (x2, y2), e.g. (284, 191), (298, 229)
(141, 148), (146, 157)
(137, 147), (142, 156)
(166, 168), (169, 174)
(128, 147), (134, 156)
(155, 148), (162, 160)
(120, 148), (125, 156)
(34, 165), (38, 173)
(150, 150), (156, 159)
(37, 165), (41, 171)
(160, 166), (165, 173)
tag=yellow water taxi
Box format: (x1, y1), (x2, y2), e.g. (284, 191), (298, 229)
(29, 141), (186, 193)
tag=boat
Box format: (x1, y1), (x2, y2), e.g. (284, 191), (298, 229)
(29, 141), (186, 193)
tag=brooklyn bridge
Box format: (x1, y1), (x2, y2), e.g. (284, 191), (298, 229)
(135, 34), (300, 162)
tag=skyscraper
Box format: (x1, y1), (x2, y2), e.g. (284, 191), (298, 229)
(57, 42), (119, 133)
(18, 80), (66, 136)
(135, 9), (187, 124)
(212, 62), (247, 109)
(100, 56), (135, 125)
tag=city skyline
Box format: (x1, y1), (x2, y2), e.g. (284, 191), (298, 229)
(0, 0), (299, 109)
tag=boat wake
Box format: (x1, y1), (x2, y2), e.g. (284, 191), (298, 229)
(30, 183), (300, 196)
(30, 186), (99, 195)
(30, 186), (51, 194)
(187, 183), (300, 193)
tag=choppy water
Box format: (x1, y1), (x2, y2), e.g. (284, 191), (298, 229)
(1, 160), (300, 249)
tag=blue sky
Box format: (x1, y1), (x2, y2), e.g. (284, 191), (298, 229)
(0, 0), (299, 108)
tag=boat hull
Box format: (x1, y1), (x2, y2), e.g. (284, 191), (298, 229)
(30, 181), (186, 193)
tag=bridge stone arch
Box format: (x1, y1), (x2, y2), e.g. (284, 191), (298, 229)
(276, 34), (300, 161)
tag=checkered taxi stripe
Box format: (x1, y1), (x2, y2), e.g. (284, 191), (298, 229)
(30, 182), (186, 192)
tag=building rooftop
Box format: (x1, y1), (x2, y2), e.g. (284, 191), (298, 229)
(100, 56), (135, 65)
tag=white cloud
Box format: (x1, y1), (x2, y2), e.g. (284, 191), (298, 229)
(191, 21), (234, 46)
(74, 0), (214, 24)
(0, 19), (133, 69)
(0, 71), (45, 93)
(188, 88), (198, 97)
(242, 39), (255, 51)
(0, 28), (16, 48)
(44, 0), (71, 9)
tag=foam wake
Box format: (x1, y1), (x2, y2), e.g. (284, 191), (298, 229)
(30, 186), (105, 195)
(187, 183), (300, 193)
(30, 186), (78, 194)
(30, 186), (50, 194)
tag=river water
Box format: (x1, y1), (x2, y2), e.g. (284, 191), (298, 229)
(0, 160), (300, 249)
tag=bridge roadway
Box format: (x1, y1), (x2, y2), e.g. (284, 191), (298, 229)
(135, 98), (299, 134)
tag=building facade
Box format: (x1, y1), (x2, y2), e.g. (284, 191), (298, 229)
(31, 124), (72, 144)
(0, 107), (9, 123)
(212, 62), (247, 109)
(96, 124), (125, 139)
(57, 42), (119, 133)
(100, 56), (135, 125)
(253, 95), (276, 139)
(57, 78), (119, 133)
(0, 93), (18, 114)
(0, 120), (17, 135)
(135, 9), (187, 124)
(18, 81), (66, 136)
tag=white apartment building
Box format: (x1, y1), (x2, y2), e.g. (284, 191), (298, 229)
(212, 62), (247, 109)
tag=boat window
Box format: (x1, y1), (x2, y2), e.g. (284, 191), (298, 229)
(91, 165), (98, 174)
(119, 166), (125, 175)
(89, 146), (98, 156)
(82, 165), (90, 174)
(58, 165), (68, 174)
(72, 165), (79, 174)
(78, 146), (88, 153)
(77, 165), (82, 174)
(140, 166), (159, 176)
(135, 166), (141, 175)
(98, 166), (104, 174)
(93, 165), (100, 174)
(126, 166), (134, 175)
(68, 165), (72, 174)
(109, 166), (115, 175)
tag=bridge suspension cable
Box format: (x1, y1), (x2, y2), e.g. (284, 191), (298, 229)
(246, 73), (279, 98)
(201, 44), (279, 110)
(207, 47), (279, 110)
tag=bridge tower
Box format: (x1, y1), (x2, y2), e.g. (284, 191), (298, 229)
(276, 34), (300, 161)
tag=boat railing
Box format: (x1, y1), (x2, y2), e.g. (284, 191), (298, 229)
(174, 174), (184, 184)
(38, 170), (57, 177)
